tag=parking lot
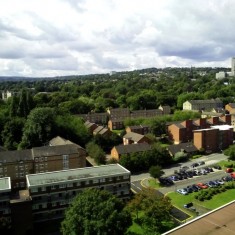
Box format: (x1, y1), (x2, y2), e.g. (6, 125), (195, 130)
(158, 164), (233, 195)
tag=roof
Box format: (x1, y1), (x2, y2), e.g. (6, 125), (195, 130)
(26, 164), (130, 187)
(49, 136), (72, 146)
(32, 144), (81, 158)
(0, 149), (33, 163)
(93, 126), (104, 134)
(187, 98), (222, 104)
(114, 143), (151, 155)
(227, 103), (235, 108)
(163, 200), (235, 235)
(123, 132), (146, 142)
(0, 177), (11, 192)
(167, 143), (197, 155)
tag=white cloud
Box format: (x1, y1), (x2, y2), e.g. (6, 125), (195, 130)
(0, 0), (234, 76)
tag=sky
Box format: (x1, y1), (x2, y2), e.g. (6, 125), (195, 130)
(0, 0), (235, 77)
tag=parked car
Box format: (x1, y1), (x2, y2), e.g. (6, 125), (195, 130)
(214, 179), (224, 185)
(196, 182), (208, 189)
(191, 163), (199, 168)
(169, 175), (180, 181)
(206, 181), (217, 188)
(187, 185), (196, 192)
(177, 188), (188, 195)
(198, 161), (205, 166)
(191, 184), (200, 191)
(226, 168), (234, 173)
(204, 167), (213, 173)
(222, 175), (233, 182)
(213, 165), (222, 170)
(159, 177), (174, 186)
(230, 172), (235, 179)
(200, 169), (207, 175)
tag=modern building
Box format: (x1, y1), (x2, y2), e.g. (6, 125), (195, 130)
(26, 164), (130, 223)
(0, 164), (131, 235)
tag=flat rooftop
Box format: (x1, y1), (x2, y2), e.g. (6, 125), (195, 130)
(26, 164), (130, 187)
(0, 177), (11, 192)
(163, 200), (235, 235)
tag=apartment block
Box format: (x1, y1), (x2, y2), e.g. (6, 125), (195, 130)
(193, 125), (233, 153)
(26, 164), (130, 224)
(0, 144), (86, 190)
(168, 115), (231, 145)
(0, 177), (11, 220)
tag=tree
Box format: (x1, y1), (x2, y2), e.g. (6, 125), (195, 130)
(224, 145), (235, 161)
(1, 117), (25, 150)
(149, 165), (164, 181)
(19, 107), (56, 149)
(86, 142), (106, 165)
(61, 188), (132, 235)
(127, 188), (174, 234)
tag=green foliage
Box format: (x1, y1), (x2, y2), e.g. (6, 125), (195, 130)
(54, 115), (91, 147)
(119, 145), (172, 173)
(61, 188), (132, 235)
(86, 142), (106, 165)
(224, 145), (235, 161)
(19, 107), (56, 149)
(149, 165), (164, 179)
(127, 188), (175, 234)
(1, 117), (25, 150)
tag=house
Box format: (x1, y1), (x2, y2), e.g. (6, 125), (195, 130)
(84, 121), (99, 133)
(167, 143), (198, 157)
(130, 109), (163, 118)
(107, 107), (130, 119)
(158, 105), (171, 115)
(108, 118), (125, 130)
(123, 132), (151, 145)
(125, 125), (150, 135)
(77, 112), (108, 125)
(110, 143), (151, 161)
(1, 90), (18, 101)
(93, 125), (111, 137)
(225, 103), (235, 114)
(183, 98), (223, 111)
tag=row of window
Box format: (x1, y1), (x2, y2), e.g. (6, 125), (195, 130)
(31, 176), (129, 193)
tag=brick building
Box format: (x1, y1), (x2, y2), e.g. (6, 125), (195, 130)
(0, 144), (86, 190)
(168, 115), (231, 144)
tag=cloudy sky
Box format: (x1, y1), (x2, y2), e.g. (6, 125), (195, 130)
(0, 0), (235, 77)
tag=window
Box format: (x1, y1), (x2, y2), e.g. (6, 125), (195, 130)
(51, 185), (56, 190)
(31, 188), (38, 193)
(59, 184), (66, 189)
(76, 182), (81, 186)
(20, 182), (25, 187)
(41, 187), (46, 191)
(67, 183), (73, 188)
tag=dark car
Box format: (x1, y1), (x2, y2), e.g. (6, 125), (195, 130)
(198, 161), (205, 166)
(191, 163), (199, 168)
(191, 184), (200, 191)
(213, 165), (222, 170)
(222, 175), (233, 182)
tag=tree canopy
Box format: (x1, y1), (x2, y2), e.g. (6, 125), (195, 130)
(61, 188), (132, 235)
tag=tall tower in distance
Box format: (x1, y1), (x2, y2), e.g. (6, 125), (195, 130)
(231, 57), (235, 76)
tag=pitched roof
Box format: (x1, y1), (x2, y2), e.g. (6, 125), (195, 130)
(114, 143), (151, 155)
(188, 98), (222, 104)
(123, 132), (146, 142)
(49, 136), (84, 149)
(32, 144), (81, 158)
(167, 143), (197, 155)
(0, 149), (33, 163)
(227, 103), (235, 108)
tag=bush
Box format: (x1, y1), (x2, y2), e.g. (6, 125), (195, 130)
(191, 155), (202, 159)
(224, 163), (234, 168)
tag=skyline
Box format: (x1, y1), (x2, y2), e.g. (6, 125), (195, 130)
(0, 0), (235, 77)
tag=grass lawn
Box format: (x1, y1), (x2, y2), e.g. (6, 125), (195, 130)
(168, 187), (235, 213)
(217, 160), (235, 168)
(148, 178), (161, 189)
(128, 222), (145, 235)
